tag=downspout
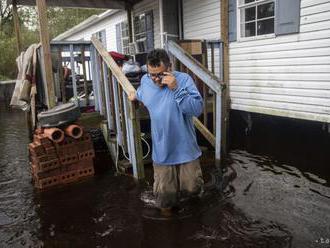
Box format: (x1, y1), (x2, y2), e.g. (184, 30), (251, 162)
(159, 0), (164, 48)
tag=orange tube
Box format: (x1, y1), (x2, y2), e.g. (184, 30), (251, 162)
(64, 124), (83, 139)
(43, 128), (65, 143)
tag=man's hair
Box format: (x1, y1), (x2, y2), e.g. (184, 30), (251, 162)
(146, 49), (170, 67)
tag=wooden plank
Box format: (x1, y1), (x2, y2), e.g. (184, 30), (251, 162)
(201, 41), (208, 127)
(91, 37), (136, 95)
(80, 46), (89, 106)
(128, 100), (145, 179)
(102, 62), (114, 130)
(210, 42), (216, 135)
(220, 0), (229, 156)
(118, 84), (128, 153)
(215, 94), (222, 167)
(97, 54), (107, 116)
(12, 0), (22, 56)
(193, 117), (215, 147)
(166, 40), (222, 93)
(36, 0), (56, 108)
(57, 48), (66, 103)
(122, 92), (144, 179)
(108, 70), (117, 133)
(122, 91), (132, 160)
(112, 77), (123, 146)
(69, 44), (78, 104)
(90, 47), (99, 110)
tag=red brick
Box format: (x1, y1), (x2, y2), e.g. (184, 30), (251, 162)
(37, 159), (60, 172)
(78, 149), (95, 160)
(29, 142), (45, 156)
(59, 153), (79, 165)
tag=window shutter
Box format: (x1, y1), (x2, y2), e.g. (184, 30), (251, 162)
(275, 0), (301, 35)
(228, 0), (237, 42)
(116, 23), (122, 53)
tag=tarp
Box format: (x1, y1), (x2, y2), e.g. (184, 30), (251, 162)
(10, 43), (41, 111)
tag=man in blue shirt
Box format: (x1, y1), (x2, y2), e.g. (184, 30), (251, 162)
(129, 49), (204, 216)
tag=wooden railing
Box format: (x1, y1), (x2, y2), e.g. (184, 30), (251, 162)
(90, 37), (144, 179)
(166, 40), (224, 166)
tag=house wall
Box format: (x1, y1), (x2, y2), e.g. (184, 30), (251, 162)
(65, 0), (161, 50)
(132, 0), (161, 48)
(229, 0), (330, 123)
(182, 0), (222, 77)
(66, 11), (127, 51)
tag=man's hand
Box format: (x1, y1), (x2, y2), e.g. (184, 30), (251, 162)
(162, 72), (177, 90)
(128, 91), (137, 101)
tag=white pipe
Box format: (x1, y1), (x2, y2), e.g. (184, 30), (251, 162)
(159, 0), (164, 48)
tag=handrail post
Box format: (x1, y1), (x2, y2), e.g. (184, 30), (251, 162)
(123, 93), (145, 179)
(112, 76), (123, 146)
(102, 61), (114, 131)
(91, 37), (145, 179)
(215, 93), (222, 167)
(90, 46), (99, 111)
(69, 44), (78, 105)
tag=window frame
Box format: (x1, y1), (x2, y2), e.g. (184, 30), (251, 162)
(95, 29), (107, 46)
(237, 0), (276, 41)
(133, 10), (154, 54)
(120, 21), (130, 54)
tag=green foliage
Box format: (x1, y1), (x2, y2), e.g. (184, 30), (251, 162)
(47, 8), (104, 39)
(0, 3), (104, 80)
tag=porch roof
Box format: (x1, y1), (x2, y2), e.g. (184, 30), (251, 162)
(7, 0), (141, 9)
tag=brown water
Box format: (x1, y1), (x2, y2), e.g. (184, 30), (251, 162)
(0, 105), (329, 248)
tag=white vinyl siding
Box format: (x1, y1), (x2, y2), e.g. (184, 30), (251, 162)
(133, 0), (160, 48)
(229, 0), (330, 123)
(182, 0), (222, 77)
(182, 0), (221, 40)
(66, 11), (127, 52)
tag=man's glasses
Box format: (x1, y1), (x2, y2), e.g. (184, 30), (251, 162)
(147, 72), (165, 80)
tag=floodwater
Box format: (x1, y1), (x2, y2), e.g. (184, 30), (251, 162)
(0, 105), (329, 248)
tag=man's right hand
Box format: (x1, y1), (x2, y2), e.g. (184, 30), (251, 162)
(128, 91), (137, 101)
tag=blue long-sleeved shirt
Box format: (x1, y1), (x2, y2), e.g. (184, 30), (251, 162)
(136, 71), (203, 165)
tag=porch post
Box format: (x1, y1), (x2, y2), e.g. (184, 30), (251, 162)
(126, 4), (133, 43)
(220, 0), (230, 156)
(12, 0), (22, 56)
(159, 0), (164, 48)
(36, 0), (56, 108)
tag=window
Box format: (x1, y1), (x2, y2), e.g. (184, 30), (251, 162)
(120, 21), (130, 54)
(238, 0), (275, 38)
(95, 29), (106, 46)
(133, 11), (153, 53)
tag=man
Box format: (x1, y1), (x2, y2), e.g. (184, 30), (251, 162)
(128, 49), (204, 216)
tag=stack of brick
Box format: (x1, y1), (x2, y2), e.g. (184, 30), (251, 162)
(29, 125), (95, 190)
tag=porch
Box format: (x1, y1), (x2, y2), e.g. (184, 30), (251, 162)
(9, 0), (229, 180)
